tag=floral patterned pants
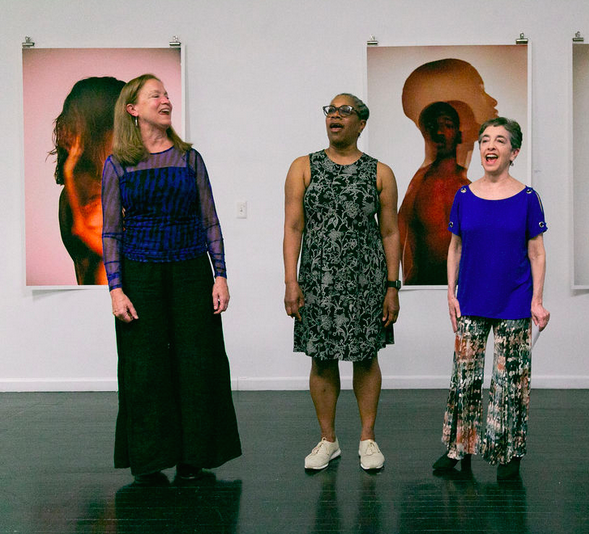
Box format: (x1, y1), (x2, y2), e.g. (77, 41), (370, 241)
(442, 316), (531, 465)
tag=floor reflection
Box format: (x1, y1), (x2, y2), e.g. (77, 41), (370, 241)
(307, 459), (388, 533)
(398, 468), (528, 533)
(354, 471), (384, 533)
(308, 458), (342, 533)
(107, 471), (242, 533)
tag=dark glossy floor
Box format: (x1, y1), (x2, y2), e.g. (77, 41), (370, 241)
(0, 389), (587, 533)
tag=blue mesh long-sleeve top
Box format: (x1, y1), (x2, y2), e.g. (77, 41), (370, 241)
(102, 147), (226, 291)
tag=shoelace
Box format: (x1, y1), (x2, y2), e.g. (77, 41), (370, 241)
(313, 439), (331, 454)
(363, 441), (379, 455)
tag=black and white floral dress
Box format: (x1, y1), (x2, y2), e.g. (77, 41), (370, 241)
(294, 150), (392, 362)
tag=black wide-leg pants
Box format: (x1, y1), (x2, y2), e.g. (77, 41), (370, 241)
(114, 255), (241, 475)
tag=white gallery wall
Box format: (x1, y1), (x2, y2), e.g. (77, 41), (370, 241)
(1, 0), (587, 391)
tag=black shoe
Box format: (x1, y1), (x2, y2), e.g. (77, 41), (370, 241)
(460, 454), (472, 471)
(133, 471), (168, 486)
(497, 457), (521, 480)
(176, 463), (203, 480)
(433, 453), (457, 470)
(433, 453), (471, 471)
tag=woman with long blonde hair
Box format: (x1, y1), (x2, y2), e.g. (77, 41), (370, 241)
(102, 74), (241, 484)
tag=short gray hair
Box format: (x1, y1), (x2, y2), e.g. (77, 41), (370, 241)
(478, 117), (522, 150)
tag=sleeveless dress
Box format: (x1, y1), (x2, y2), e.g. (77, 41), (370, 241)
(294, 150), (392, 362)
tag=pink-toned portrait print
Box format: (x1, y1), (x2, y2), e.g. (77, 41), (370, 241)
(23, 48), (182, 287)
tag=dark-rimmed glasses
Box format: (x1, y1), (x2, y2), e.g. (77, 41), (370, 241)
(322, 105), (358, 117)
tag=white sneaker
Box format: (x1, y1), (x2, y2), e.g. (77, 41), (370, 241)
(358, 439), (385, 470)
(304, 438), (341, 470)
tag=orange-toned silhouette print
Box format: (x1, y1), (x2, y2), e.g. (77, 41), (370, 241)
(399, 59), (498, 285)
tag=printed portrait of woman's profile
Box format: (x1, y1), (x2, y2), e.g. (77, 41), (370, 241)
(367, 45), (529, 287)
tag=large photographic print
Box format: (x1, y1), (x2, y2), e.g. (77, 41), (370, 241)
(23, 48), (182, 287)
(367, 45), (529, 287)
(572, 43), (589, 288)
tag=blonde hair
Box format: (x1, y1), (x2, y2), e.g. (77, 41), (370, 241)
(112, 73), (191, 166)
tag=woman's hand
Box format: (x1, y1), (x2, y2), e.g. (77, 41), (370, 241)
(213, 276), (230, 314)
(110, 288), (138, 323)
(284, 281), (304, 321)
(382, 288), (400, 327)
(532, 301), (550, 331)
(448, 294), (461, 333)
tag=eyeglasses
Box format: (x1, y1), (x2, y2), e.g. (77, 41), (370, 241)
(322, 105), (358, 117)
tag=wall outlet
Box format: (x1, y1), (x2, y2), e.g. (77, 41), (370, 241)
(236, 201), (247, 219)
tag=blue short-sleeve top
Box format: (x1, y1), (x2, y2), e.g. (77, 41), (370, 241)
(448, 185), (547, 320)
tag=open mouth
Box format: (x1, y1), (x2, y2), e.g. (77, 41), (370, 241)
(485, 154), (498, 163)
(329, 123), (343, 132)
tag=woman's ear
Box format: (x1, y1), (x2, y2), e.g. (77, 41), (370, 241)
(510, 147), (520, 163)
(357, 119), (367, 137)
(126, 103), (137, 117)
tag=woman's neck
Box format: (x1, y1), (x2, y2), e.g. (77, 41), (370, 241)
(140, 125), (173, 153)
(483, 164), (511, 180)
(480, 168), (515, 187)
(325, 144), (362, 165)
(471, 172), (524, 199)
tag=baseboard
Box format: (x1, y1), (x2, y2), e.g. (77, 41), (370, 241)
(233, 375), (589, 390)
(233, 376), (461, 390)
(1, 375), (588, 392)
(530, 376), (589, 388)
(384, 375), (589, 389)
(0, 379), (118, 392)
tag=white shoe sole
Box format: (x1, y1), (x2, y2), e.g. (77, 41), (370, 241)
(305, 448), (341, 470)
(359, 451), (384, 470)
(360, 459), (384, 470)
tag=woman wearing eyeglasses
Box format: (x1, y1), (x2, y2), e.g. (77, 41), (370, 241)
(283, 93), (401, 471)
